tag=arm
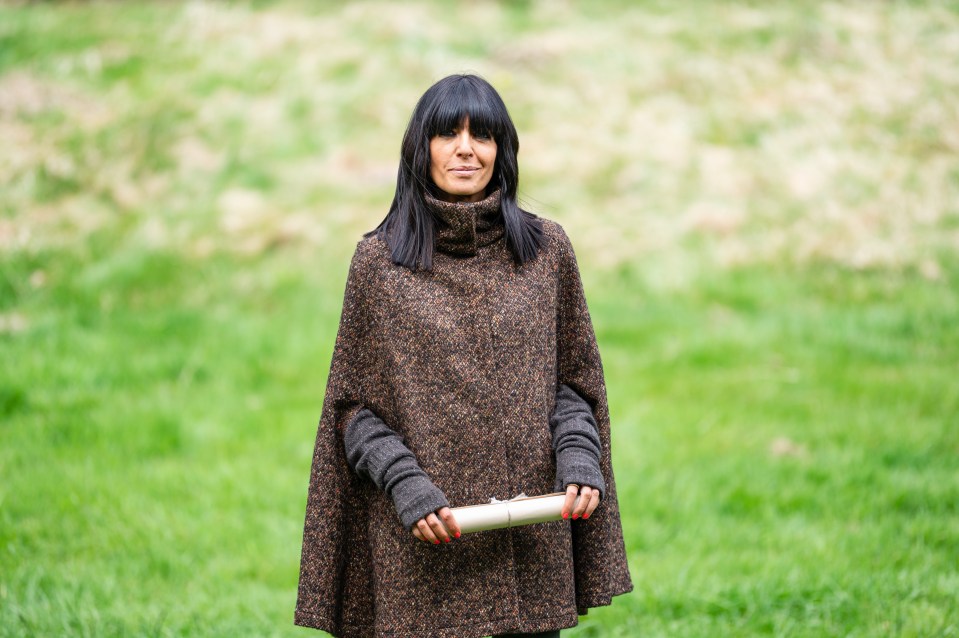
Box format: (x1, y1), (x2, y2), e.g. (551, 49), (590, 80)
(343, 407), (451, 534)
(551, 383), (606, 501)
(553, 224), (611, 522)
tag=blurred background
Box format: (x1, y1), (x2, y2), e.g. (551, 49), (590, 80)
(1, 1), (957, 636)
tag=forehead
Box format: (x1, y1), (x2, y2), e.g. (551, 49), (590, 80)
(427, 92), (500, 134)
(429, 110), (495, 134)
(449, 115), (474, 129)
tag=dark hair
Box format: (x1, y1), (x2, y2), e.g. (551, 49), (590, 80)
(365, 74), (544, 271)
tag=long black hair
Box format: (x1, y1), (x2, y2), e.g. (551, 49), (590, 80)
(365, 74), (545, 271)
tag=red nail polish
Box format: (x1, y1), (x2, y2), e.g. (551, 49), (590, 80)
(444, 537), (451, 543)
(454, 532), (461, 538)
(583, 513), (589, 519)
(572, 514), (579, 519)
(562, 512), (569, 519)
(433, 539), (440, 544)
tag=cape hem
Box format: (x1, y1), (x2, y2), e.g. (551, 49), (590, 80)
(293, 607), (580, 638)
(575, 579), (635, 616)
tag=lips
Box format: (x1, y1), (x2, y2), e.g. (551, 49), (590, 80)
(450, 166), (480, 174)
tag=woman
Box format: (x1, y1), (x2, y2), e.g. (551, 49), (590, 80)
(295, 74), (632, 638)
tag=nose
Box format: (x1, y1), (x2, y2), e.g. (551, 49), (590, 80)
(455, 130), (473, 157)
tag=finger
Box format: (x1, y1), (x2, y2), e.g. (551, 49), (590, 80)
(583, 489), (601, 519)
(562, 484), (578, 519)
(427, 512), (451, 543)
(438, 507), (460, 539)
(412, 527), (423, 542)
(572, 486), (592, 519)
(417, 517), (439, 544)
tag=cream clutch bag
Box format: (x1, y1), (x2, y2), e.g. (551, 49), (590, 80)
(437, 492), (586, 535)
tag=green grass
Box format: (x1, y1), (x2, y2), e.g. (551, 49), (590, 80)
(2, 1), (958, 636)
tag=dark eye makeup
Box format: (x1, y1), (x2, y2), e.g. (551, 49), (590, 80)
(436, 128), (493, 140)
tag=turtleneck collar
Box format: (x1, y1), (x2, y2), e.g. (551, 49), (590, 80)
(425, 188), (506, 256)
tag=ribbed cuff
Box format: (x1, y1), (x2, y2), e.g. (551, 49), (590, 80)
(554, 451), (605, 501)
(393, 475), (450, 532)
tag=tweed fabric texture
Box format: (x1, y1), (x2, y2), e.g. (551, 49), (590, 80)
(295, 188), (633, 637)
(343, 381), (604, 532)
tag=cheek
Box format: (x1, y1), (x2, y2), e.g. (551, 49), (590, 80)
(429, 150), (445, 178)
(429, 142), (446, 166)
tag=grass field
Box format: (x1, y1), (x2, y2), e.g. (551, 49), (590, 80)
(1, 1), (958, 636)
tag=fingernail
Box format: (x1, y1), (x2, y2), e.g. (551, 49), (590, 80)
(454, 532), (461, 538)
(433, 539), (440, 544)
(572, 514), (579, 519)
(562, 512), (569, 519)
(583, 513), (589, 519)
(444, 537), (451, 543)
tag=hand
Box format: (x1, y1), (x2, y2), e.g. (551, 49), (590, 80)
(411, 506), (461, 544)
(561, 483), (601, 521)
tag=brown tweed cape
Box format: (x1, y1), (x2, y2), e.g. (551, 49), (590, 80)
(294, 190), (633, 637)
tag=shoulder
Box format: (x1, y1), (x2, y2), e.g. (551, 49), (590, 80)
(538, 216), (570, 243)
(347, 232), (392, 274)
(534, 216), (576, 264)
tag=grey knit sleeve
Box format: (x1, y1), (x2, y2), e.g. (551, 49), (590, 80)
(343, 407), (450, 532)
(550, 383), (606, 500)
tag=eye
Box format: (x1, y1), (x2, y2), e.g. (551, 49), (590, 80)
(437, 128), (457, 138)
(473, 130), (492, 141)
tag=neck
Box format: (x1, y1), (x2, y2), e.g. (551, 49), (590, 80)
(424, 188), (505, 257)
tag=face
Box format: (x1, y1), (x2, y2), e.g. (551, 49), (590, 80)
(428, 117), (497, 203)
